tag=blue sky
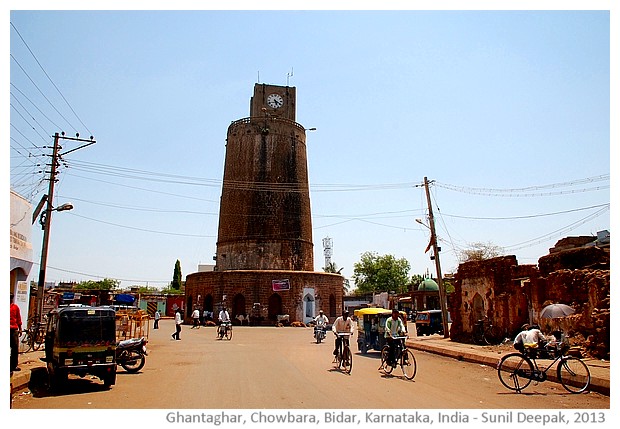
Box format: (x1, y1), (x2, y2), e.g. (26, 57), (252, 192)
(7, 4), (613, 290)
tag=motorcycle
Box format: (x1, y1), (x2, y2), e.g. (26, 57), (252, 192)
(314, 326), (326, 344)
(116, 337), (148, 373)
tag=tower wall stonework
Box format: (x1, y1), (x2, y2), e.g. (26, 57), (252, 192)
(216, 117), (313, 271)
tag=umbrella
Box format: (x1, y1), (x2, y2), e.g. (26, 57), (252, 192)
(540, 303), (575, 319)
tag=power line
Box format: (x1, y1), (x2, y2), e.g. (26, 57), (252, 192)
(11, 22), (92, 135)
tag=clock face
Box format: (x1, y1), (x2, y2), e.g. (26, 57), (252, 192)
(266, 93), (284, 109)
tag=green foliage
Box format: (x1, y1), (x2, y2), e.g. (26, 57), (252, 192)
(322, 262), (343, 274)
(352, 251), (410, 294)
(171, 259), (182, 290)
(161, 286), (183, 295)
(458, 241), (504, 263)
(74, 278), (120, 291)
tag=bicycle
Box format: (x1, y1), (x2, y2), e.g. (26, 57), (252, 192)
(333, 333), (353, 374)
(472, 317), (502, 345)
(20, 320), (46, 353)
(497, 343), (591, 394)
(379, 336), (417, 380)
(217, 322), (233, 340)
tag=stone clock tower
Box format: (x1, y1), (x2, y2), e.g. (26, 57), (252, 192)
(216, 83), (313, 271)
(185, 83), (343, 326)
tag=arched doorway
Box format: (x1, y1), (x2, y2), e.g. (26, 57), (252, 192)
(303, 293), (315, 323)
(232, 293), (246, 320)
(268, 293), (283, 321)
(472, 293), (485, 323)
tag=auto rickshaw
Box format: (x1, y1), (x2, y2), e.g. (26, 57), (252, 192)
(43, 306), (117, 390)
(354, 308), (408, 354)
(415, 309), (446, 336)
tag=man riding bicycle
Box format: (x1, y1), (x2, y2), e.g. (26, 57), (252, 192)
(332, 310), (354, 357)
(385, 308), (406, 366)
(218, 307), (231, 337)
(314, 310), (329, 339)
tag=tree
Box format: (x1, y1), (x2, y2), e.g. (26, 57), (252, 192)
(171, 259), (182, 290)
(352, 251), (410, 295)
(323, 262), (349, 294)
(74, 278), (119, 290)
(458, 241), (504, 263)
(322, 262), (343, 274)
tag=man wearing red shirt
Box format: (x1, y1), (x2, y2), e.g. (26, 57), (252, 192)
(10, 293), (22, 372)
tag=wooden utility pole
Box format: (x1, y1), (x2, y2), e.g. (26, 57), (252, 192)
(423, 177), (450, 338)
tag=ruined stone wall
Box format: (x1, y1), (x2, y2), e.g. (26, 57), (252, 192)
(451, 256), (528, 342)
(451, 246), (610, 359)
(535, 268), (610, 359)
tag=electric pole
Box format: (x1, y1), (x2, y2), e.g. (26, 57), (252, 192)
(423, 176), (450, 338)
(36, 132), (95, 322)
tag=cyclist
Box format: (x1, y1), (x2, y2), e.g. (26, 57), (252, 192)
(385, 308), (407, 366)
(313, 310), (329, 340)
(332, 309), (354, 357)
(218, 307), (231, 337)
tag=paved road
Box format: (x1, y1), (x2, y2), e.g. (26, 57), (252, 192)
(12, 320), (609, 409)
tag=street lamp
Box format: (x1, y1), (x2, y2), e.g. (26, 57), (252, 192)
(36, 201), (74, 322)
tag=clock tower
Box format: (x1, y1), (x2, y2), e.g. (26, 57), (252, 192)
(250, 83), (296, 121)
(185, 83), (345, 325)
(216, 83), (312, 271)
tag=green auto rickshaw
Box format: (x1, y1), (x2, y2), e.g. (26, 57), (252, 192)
(44, 306), (117, 390)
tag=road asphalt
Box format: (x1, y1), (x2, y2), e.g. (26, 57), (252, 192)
(10, 328), (610, 397)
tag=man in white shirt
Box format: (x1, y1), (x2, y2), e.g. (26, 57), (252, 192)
(332, 310), (354, 356)
(219, 308), (230, 323)
(191, 308), (200, 329)
(314, 310), (329, 340)
(172, 309), (182, 340)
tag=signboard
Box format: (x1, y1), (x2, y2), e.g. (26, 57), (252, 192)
(272, 279), (290, 292)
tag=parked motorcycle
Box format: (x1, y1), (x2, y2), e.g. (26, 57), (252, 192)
(116, 337), (148, 373)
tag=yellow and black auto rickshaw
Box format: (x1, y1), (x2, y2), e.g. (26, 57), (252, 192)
(44, 306), (117, 390)
(354, 308), (408, 354)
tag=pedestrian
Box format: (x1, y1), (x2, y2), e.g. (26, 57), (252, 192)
(202, 308), (209, 326)
(513, 323), (530, 353)
(154, 309), (161, 329)
(10, 293), (22, 372)
(172, 309), (182, 340)
(191, 307), (200, 329)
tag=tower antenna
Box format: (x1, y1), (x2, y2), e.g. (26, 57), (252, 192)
(322, 236), (333, 268)
(286, 68), (294, 86)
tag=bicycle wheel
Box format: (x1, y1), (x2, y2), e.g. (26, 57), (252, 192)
(20, 332), (33, 353)
(401, 349), (417, 380)
(557, 357), (590, 394)
(380, 346), (394, 374)
(497, 353), (534, 392)
(484, 325), (502, 345)
(225, 326), (233, 341)
(341, 346), (352, 374)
